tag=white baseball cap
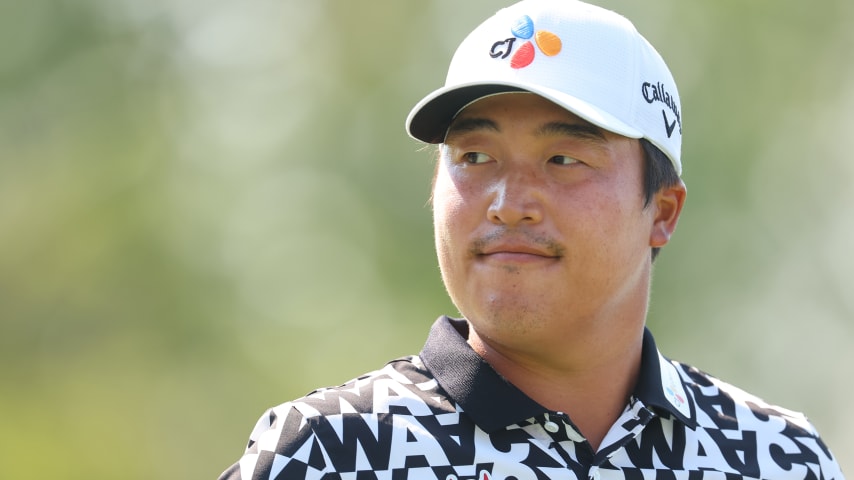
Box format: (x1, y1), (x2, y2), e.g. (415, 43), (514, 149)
(405, 0), (683, 175)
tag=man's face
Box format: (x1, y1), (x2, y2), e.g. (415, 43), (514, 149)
(433, 93), (674, 351)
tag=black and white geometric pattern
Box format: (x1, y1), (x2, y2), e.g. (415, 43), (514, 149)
(219, 317), (844, 480)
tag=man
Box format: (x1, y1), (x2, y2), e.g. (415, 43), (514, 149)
(219, 1), (844, 478)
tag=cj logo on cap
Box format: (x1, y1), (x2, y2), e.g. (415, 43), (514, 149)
(489, 15), (562, 69)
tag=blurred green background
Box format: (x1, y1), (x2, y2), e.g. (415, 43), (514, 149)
(2, 0), (852, 477)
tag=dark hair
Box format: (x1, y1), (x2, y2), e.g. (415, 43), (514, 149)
(640, 138), (680, 261)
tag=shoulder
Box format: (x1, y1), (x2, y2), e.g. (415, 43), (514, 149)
(294, 355), (447, 415)
(671, 361), (844, 479)
(221, 355), (457, 479)
(674, 361), (813, 430)
(257, 354), (448, 443)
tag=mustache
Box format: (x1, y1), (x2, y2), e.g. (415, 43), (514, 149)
(469, 229), (566, 257)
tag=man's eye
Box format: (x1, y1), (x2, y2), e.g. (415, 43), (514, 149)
(463, 152), (492, 164)
(549, 155), (580, 165)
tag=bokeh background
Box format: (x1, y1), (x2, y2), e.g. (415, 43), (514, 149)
(2, 0), (852, 477)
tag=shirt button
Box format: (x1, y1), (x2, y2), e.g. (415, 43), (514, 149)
(543, 421), (560, 433)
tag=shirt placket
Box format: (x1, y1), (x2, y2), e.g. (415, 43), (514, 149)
(540, 401), (657, 480)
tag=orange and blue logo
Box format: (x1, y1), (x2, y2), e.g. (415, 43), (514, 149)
(489, 15), (562, 69)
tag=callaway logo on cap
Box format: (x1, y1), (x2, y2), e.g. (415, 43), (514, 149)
(405, 0), (684, 175)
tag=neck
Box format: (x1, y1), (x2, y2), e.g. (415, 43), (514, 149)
(467, 316), (646, 451)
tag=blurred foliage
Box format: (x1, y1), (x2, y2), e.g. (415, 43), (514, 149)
(1, 0), (852, 477)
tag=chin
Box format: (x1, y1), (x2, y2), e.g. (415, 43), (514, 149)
(468, 301), (550, 333)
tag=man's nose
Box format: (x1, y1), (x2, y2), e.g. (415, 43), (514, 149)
(486, 170), (544, 226)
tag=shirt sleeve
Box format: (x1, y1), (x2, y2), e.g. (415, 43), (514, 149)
(217, 403), (331, 480)
(811, 426), (847, 480)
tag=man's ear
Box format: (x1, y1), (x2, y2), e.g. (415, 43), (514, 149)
(649, 180), (687, 248)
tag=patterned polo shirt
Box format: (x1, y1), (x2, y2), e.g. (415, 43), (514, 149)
(219, 316), (844, 480)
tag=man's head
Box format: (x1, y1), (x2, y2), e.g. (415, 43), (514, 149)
(407, 0), (686, 344)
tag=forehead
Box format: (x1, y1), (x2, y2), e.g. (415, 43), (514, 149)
(456, 92), (576, 117)
(445, 92), (618, 144)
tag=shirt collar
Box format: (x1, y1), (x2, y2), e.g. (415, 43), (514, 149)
(419, 316), (698, 433)
(635, 326), (698, 428)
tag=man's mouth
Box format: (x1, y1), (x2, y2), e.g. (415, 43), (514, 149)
(470, 232), (565, 261)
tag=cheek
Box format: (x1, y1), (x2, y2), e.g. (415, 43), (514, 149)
(432, 169), (483, 277)
(433, 176), (466, 248)
(559, 182), (647, 258)
(432, 180), (465, 303)
(432, 164), (476, 223)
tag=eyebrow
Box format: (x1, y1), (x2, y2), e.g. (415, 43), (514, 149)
(444, 117), (500, 140)
(444, 117), (607, 144)
(535, 121), (607, 143)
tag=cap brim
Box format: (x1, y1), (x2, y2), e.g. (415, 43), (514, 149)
(406, 81), (643, 144)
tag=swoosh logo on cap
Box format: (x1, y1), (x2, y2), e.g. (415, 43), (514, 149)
(662, 110), (677, 138)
